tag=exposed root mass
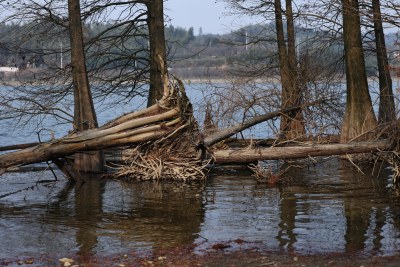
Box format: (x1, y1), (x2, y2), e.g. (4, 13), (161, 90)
(112, 78), (209, 181)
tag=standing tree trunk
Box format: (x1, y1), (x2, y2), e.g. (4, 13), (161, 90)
(68, 0), (104, 172)
(146, 0), (168, 107)
(372, 0), (396, 125)
(275, 0), (305, 139)
(340, 0), (377, 143)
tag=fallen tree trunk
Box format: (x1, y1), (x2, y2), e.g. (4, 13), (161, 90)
(212, 140), (391, 163)
(0, 130), (171, 171)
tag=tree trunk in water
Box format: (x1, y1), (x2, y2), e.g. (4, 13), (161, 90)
(372, 0), (396, 125)
(68, 0), (104, 172)
(340, 0), (377, 143)
(146, 0), (168, 107)
(275, 0), (305, 139)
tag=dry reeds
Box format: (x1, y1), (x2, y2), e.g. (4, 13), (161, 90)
(113, 146), (209, 181)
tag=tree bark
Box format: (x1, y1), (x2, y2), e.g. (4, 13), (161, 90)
(340, 0), (377, 143)
(275, 0), (305, 139)
(68, 0), (104, 172)
(146, 0), (168, 107)
(213, 141), (389, 163)
(372, 0), (396, 125)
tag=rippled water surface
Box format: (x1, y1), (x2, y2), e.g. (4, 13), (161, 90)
(1, 159), (400, 261)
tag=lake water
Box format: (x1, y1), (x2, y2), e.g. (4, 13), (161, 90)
(0, 160), (400, 263)
(0, 83), (400, 264)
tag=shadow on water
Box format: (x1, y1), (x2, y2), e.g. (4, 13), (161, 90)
(0, 158), (400, 260)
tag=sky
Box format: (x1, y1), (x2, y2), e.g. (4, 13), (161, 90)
(165, 0), (256, 35)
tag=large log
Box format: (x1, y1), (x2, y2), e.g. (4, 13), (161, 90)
(212, 141), (390, 163)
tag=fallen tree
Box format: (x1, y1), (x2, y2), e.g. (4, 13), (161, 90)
(0, 78), (313, 180)
(0, 82), (397, 181)
(0, 74), (398, 180)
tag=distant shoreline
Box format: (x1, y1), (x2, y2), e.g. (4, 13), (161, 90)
(1, 72), (400, 88)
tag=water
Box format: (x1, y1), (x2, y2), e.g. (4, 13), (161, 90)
(0, 160), (400, 261)
(1, 83), (400, 261)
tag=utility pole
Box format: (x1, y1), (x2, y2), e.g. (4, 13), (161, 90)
(60, 42), (63, 68)
(245, 31), (248, 51)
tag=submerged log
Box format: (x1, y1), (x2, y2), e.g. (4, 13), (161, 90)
(212, 141), (390, 163)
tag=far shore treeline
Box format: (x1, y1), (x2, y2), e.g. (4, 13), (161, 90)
(0, 22), (399, 80)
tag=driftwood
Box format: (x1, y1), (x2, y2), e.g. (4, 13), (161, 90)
(212, 141), (391, 163)
(0, 78), (203, 180)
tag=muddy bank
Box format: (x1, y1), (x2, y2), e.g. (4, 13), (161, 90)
(118, 249), (400, 267)
(3, 247), (400, 266)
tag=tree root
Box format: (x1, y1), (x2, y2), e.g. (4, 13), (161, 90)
(111, 78), (210, 181)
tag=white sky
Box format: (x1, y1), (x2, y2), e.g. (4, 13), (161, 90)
(165, 0), (257, 35)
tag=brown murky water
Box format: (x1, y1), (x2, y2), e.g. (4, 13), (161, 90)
(0, 159), (400, 263)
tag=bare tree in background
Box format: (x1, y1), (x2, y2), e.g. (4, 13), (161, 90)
(372, 0), (396, 125)
(220, 0), (345, 139)
(275, 0), (305, 139)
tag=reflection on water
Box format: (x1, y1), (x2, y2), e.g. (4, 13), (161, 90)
(0, 158), (400, 260)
